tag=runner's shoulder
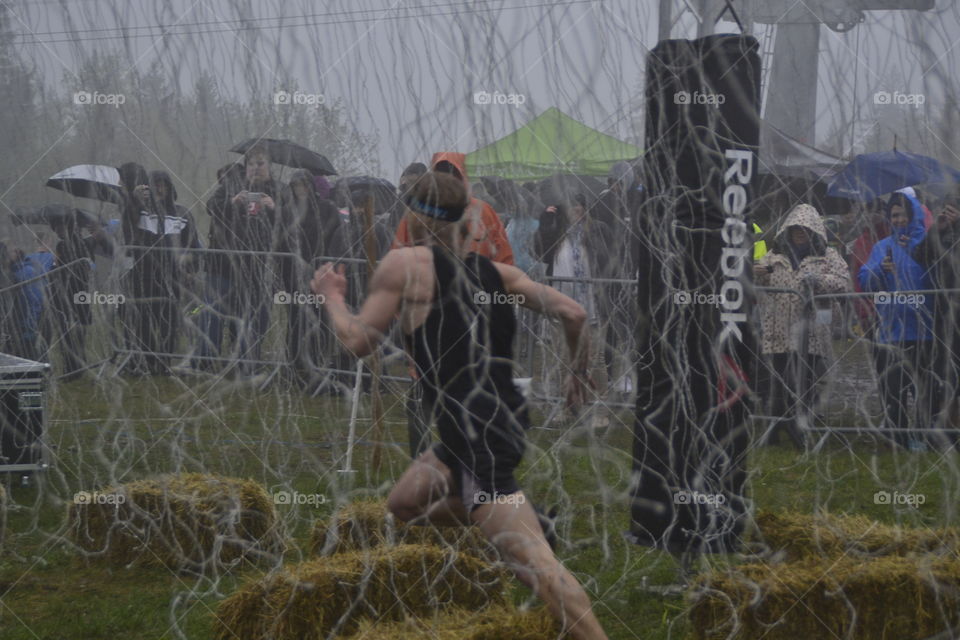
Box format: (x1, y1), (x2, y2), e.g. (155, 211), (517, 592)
(376, 246), (433, 283)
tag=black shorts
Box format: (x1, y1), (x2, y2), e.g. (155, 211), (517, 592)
(431, 397), (528, 512)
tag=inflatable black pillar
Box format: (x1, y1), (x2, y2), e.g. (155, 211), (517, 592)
(629, 35), (761, 554)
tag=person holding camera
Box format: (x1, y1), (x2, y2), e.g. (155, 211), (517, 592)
(913, 192), (960, 448)
(199, 145), (280, 371)
(753, 204), (850, 448)
(859, 191), (938, 450)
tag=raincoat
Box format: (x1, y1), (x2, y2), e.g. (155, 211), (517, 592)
(755, 204), (850, 356)
(858, 195), (933, 343)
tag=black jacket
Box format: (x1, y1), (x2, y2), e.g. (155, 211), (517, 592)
(533, 207), (614, 280)
(277, 187), (348, 289)
(914, 219), (960, 354)
(206, 178), (282, 282)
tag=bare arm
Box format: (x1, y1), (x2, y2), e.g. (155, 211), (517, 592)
(495, 262), (592, 406)
(311, 250), (409, 358)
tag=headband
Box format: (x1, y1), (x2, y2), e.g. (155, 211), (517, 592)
(404, 195), (465, 222)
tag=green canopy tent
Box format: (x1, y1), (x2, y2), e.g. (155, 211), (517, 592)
(465, 107), (642, 181)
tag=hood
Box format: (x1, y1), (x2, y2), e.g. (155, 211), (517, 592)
(885, 190), (927, 249)
(776, 203), (827, 242)
(430, 152), (470, 189)
(149, 170), (177, 202)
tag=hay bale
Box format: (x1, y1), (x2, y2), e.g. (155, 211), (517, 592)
(310, 500), (496, 560)
(213, 544), (508, 640)
(346, 604), (559, 639)
(688, 556), (960, 640)
(756, 510), (960, 561)
(67, 473), (285, 572)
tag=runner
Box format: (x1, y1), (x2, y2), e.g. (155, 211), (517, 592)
(311, 171), (608, 640)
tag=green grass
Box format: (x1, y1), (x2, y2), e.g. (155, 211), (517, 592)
(0, 373), (954, 640)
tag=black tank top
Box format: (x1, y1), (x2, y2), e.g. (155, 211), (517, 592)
(407, 247), (525, 416)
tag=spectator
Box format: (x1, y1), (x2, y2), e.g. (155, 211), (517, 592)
(392, 152), (514, 265)
(913, 190), (960, 449)
(388, 162), (427, 231)
(278, 169), (348, 388)
(199, 147), (281, 371)
(8, 247), (44, 360)
(504, 183), (541, 276)
(754, 204), (850, 448)
(858, 192), (940, 450)
(850, 208), (890, 337)
(534, 194), (612, 399)
(118, 163), (198, 374)
(48, 212), (94, 380)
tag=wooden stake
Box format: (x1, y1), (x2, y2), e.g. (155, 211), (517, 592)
(361, 195), (385, 473)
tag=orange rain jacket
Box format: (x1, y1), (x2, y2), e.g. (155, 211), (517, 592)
(392, 152), (514, 265)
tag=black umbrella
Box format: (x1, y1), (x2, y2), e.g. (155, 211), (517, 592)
(12, 204), (99, 228)
(46, 164), (122, 204)
(230, 138), (337, 175)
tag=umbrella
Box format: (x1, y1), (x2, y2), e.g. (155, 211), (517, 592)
(230, 138), (337, 175)
(12, 204), (99, 228)
(826, 150), (960, 202)
(46, 164), (122, 203)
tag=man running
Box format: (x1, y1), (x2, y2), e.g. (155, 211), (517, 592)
(311, 171), (608, 640)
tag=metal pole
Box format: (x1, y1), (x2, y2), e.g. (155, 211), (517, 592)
(338, 359), (364, 474)
(658, 0), (672, 41)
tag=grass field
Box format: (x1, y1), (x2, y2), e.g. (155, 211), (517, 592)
(0, 368), (954, 640)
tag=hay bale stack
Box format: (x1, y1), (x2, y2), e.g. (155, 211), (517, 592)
(67, 473), (285, 572)
(757, 510), (960, 560)
(688, 556), (960, 640)
(310, 499), (496, 559)
(346, 604), (559, 639)
(214, 544), (507, 640)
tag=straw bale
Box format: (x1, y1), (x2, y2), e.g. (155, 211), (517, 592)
(310, 499), (497, 560)
(213, 544), (508, 640)
(756, 510), (960, 561)
(688, 555), (960, 640)
(67, 473), (285, 572)
(345, 604), (560, 639)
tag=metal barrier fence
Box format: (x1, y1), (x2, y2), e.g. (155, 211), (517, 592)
(3, 244), (960, 446)
(754, 285), (960, 450)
